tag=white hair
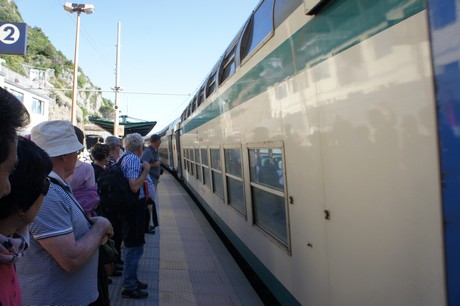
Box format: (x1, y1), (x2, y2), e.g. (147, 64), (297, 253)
(105, 135), (121, 151)
(123, 133), (144, 152)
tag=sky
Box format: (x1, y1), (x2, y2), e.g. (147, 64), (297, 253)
(14, 0), (260, 132)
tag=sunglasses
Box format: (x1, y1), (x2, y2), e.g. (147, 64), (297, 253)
(41, 177), (51, 196)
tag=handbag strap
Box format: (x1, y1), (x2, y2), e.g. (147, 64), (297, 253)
(49, 177), (94, 226)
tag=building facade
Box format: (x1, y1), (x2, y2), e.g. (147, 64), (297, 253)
(0, 59), (50, 133)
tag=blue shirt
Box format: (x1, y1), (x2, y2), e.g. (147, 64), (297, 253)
(141, 146), (161, 183)
(120, 151), (155, 200)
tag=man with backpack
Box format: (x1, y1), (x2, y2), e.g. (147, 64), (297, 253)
(99, 133), (153, 299)
(141, 134), (161, 234)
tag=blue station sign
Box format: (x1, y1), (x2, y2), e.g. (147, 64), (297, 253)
(0, 22), (28, 55)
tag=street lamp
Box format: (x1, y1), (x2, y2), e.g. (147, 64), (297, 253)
(63, 3), (95, 125)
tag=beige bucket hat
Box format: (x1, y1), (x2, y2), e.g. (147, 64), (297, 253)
(31, 120), (83, 157)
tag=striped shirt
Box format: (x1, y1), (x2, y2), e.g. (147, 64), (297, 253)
(120, 151), (155, 200)
(16, 171), (99, 305)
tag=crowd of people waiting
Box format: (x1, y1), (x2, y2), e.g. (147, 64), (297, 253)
(0, 87), (162, 305)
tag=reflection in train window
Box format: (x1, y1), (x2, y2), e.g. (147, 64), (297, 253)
(224, 148), (245, 215)
(194, 148), (201, 164)
(210, 148), (223, 199)
(201, 149), (209, 166)
(240, 0), (275, 61)
(225, 149), (242, 177)
(249, 147), (288, 246)
(194, 149), (201, 180)
(249, 148), (284, 191)
(211, 149), (221, 171)
(251, 187), (287, 244)
(201, 149), (211, 188)
(189, 148), (194, 176)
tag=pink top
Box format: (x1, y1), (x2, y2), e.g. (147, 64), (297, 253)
(67, 160), (100, 217)
(67, 160), (96, 190)
(0, 264), (22, 306)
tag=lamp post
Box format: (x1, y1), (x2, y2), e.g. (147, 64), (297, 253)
(63, 3), (95, 125)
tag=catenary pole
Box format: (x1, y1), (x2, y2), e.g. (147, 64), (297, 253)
(113, 22), (121, 137)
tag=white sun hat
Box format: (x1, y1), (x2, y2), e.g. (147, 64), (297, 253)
(31, 120), (84, 157)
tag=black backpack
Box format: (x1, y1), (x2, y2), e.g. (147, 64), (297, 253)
(98, 155), (139, 212)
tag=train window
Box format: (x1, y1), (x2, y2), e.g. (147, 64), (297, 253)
(248, 147), (289, 246)
(191, 97), (197, 113)
(195, 149), (201, 180)
(219, 46), (237, 84)
(210, 148), (224, 199)
(194, 149), (201, 164)
(196, 163), (201, 181)
(206, 71), (217, 98)
(210, 149), (221, 171)
(240, 0), (275, 62)
(201, 149), (209, 166)
(249, 148), (284, 191)
(197, 87), (205, 107)
(225, 149), (242, 177)
(224, 148), (245, 215)
(183, 148), (189, 173)
(201, 149), (211, 188)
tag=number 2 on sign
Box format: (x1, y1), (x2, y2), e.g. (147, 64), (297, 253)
(0, 24), (20, 45)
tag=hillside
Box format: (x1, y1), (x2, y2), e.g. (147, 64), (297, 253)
(0, 0), (114, 122)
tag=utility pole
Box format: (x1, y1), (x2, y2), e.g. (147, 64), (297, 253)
(64, 3), (95, 124)
(113, 22), (122, 136)
(70, 11), (81, 125)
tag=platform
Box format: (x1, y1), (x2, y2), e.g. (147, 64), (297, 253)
(108, 172), (263, 306)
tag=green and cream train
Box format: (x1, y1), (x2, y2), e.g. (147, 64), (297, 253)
(159, 0), (460, 305)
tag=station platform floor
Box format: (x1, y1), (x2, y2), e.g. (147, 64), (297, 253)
(108, 172), (263, 306)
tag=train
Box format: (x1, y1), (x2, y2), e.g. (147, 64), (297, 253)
(156, 0), (460, 305)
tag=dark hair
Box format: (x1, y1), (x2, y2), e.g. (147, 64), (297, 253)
(0, 88), (30, 163)
(91, 143), (110, 161)
(0, 137), (53, 220)
(150, 134), (161, 143)
(74, 126), (85, 146)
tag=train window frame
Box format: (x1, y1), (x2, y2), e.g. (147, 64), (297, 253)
(217, 23), (247, 87)
(190, 148), (196, 176)
(197, 87), (205, 108)
(194, 148), (201, 181)
(183, 148), (189, 174)
(190, 96), (197, 113)
(240, 0), (275, 65)
(223, 145), (247, 217)
(219, 46), (237, 85)
(210, 147), (224, 200)
(201, 148), (211, 189)
(206, 67), (218, 98)
(247, 142), (291, 252)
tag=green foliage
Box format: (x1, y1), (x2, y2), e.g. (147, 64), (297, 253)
(0, 0), (23, 23)
(99, 104), (114, 120)
(77, 74), (86, 88)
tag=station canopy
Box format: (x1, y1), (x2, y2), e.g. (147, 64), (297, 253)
(89, 115), (156, 137)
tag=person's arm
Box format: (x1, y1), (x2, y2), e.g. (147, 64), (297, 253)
(141, 149), (160, 168)
(150, 161), (161, 168)
(128, 161), (150, 193)
(38, 216), (113, 273)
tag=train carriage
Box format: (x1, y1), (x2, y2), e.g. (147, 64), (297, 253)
(158, 0), (460, 305)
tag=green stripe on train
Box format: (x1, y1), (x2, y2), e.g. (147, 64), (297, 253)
(183, 0), (425, 134)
